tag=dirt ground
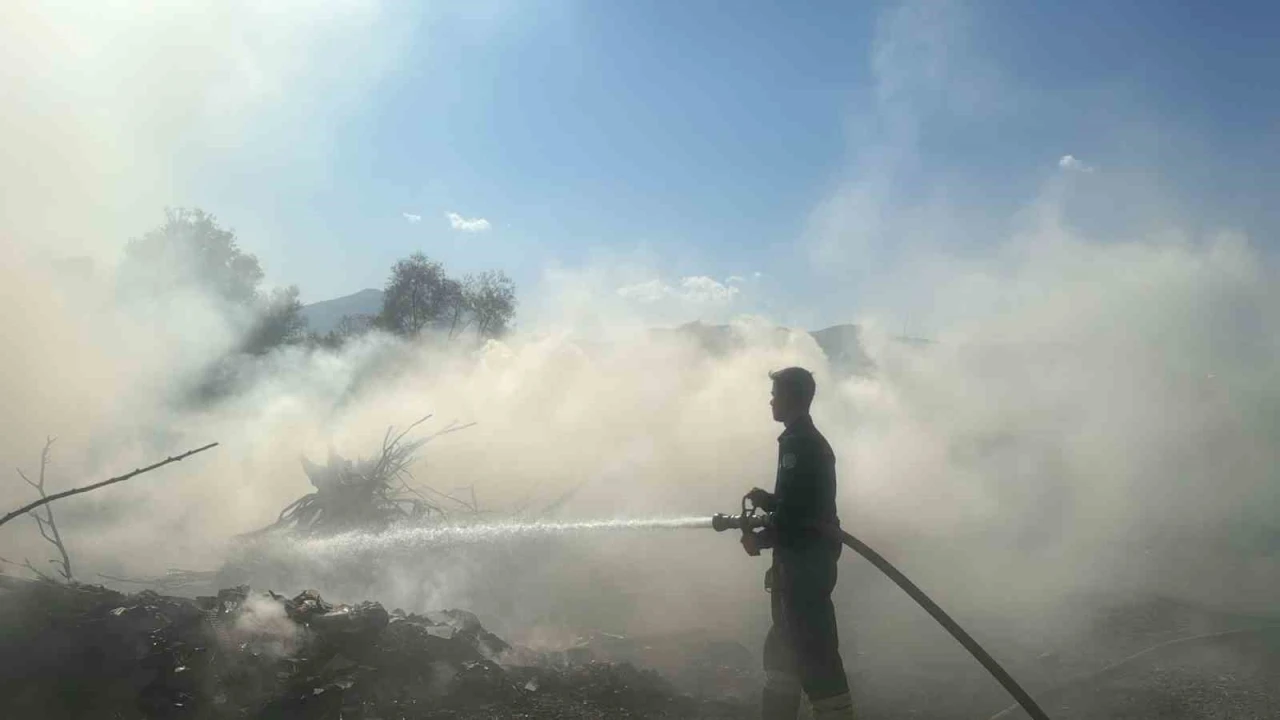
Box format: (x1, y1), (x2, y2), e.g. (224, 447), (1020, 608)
(2, 576), (1278, 720)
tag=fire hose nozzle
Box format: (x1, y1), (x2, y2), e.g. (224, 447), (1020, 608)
(711, 513), (768, 532)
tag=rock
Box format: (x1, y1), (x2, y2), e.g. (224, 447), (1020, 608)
(424, 608), (512, 660)
(310, 601), (390, 643)
(286, 589), (333, 622)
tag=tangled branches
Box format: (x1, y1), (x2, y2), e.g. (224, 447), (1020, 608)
(249, 415), (476, 538)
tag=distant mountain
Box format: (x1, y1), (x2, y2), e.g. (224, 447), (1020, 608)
(300, 288), (383, 334)
(301, 291), (920, 375)
(656, 321), (879, 375)
(810, 324), (874, 375)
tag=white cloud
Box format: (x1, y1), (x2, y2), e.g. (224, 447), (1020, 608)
(1058, 154), (1095, 173)
(403, 212), (422, 224)
(678, 276), (740, 303)
(615, 279), (669, 303)
(616, 276), (740, 305)
(726, 275), (746, 285)
(446, 211), (492, 233)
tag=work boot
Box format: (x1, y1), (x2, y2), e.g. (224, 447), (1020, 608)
(761, 671), (801, 720)
(810, 691), (856, 719)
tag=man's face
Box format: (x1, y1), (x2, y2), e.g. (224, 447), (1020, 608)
(770, 383), (788, 423)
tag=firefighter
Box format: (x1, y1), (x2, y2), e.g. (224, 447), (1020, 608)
(742, 366), (854, 719)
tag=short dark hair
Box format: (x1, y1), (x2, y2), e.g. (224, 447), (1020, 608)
(769, 366), (816, 408)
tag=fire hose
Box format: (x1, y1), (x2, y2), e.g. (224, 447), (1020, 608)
(712, 493), (1051, 720)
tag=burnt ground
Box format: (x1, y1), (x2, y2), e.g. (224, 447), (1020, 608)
(0, 576), (752, 720)
(2, 576), (1279, 720)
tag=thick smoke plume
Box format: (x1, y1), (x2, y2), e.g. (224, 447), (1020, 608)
(3, 0), (1278, 695)
(3, 217), (1279, 657)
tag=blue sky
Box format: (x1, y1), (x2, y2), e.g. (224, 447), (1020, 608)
(13, 0), (1277, 331)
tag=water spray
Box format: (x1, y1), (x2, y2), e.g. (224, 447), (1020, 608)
(712, 492), (1052, 720)
(287, 517), (713, 558)
(274, 494), (1051, 718)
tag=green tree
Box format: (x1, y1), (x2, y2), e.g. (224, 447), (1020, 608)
(377, 252), (453, 337)
(466, 270), (517, 339)
(443, 277), (469, 340)
(243, 286), (308, 354)
(120, 207), (263, 306)
(122, 207), (313, 357)
(309, 314), (374, 350)
(335, 313), (375, 339)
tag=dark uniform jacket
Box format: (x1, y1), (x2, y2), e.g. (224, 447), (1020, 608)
(760, 414), (842, 571)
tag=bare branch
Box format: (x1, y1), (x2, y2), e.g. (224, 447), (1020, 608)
(97, 568), (216, 591)
(0, 556), (54, 583)
(33, 515), (55, 544)
(17, 437), (74, 581)
(0, 442), (218, 530)
(42, 437), (57, 478)
(433, 420), (478, 438)
(396, 481), (445, 514)
(16, 438), (56, 492)
(389, 414), (434, 448)
(22, 559), (54, 582)
(43, 514), (71, 582)
(409, 482), (473, 510)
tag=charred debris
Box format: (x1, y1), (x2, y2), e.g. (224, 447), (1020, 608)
(0, 419), (755, 719)
(0, 578), (751, 719)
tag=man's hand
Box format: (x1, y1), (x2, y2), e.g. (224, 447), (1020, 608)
(740, 530), (761, 557)
(746, 487), (775, 511)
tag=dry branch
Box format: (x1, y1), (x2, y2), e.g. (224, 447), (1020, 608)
(0, 442), (219, 530)
(0, 556), (55, 582)
(247, 416), (474, 537)
(97, 568), (218, 592)
(18, 437), (73, 582)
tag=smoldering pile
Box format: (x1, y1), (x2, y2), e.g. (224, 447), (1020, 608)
(248, 416), (477, 539)
(0, 577), (751, 720)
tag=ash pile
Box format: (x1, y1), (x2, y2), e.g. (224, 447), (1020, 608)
(0, 577), (750, 720)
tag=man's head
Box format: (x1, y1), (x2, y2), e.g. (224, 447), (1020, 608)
(769, 366), (816, 424)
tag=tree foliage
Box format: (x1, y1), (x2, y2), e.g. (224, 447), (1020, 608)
(466, 270), (517, 339)
(120, 210), (517, 356)
(243, 286), (307, 355)
(122, 207), (311, 356)
(121, 207), (263, 306)
(377, 253), (517, 341)
(376, 252), (453, 337)
(309, 314), (374, 350)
